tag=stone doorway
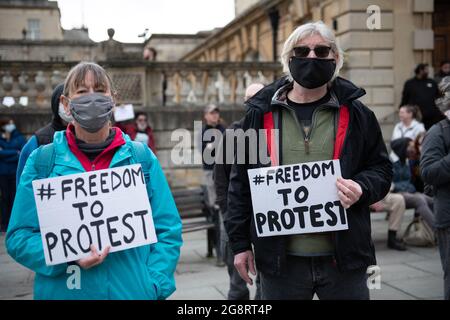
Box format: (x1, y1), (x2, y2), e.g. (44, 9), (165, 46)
(433, 0), (450, 69)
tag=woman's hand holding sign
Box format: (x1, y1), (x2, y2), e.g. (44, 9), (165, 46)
(76, 244), (110, 269)
(336, 177), (363, 209)
(234, 250), (256, 285)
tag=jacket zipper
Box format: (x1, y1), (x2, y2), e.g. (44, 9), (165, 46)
(287, 105), (328, 155)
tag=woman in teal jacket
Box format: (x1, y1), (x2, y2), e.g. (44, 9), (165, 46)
(6, 62), (182, 300)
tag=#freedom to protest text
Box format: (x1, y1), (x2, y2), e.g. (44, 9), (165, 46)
(247, 159), (348, 237)
(32, 164), (157, 265)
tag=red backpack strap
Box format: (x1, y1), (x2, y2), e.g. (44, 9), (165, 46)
(263, 112), (279, 166)
(333, 105), (350, 160)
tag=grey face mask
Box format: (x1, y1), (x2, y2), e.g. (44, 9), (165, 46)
(69, 93), (114, 133)
(58, 103), (73, 123)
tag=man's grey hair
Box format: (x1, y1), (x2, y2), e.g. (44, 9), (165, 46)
(280, 21), (344, 82)
(436, 76), (450, 113)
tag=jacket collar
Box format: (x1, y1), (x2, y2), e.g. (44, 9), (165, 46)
(270, 81), (341, 111)
(53, 126), (131, 172)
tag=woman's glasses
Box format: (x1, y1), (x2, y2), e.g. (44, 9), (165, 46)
(293, 45), (332, 58)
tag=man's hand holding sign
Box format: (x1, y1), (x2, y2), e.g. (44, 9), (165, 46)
(32, 164), (157, 266)
(235, 159), (362, 285)
(336, 177), (363, 209)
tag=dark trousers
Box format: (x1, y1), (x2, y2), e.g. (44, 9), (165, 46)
(260, 255), (369, 300)
(0, 174), (16, 231)
(437, 227), (450, 300)
(222, 239), (250, 300)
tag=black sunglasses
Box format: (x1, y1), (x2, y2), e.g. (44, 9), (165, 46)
(293, 45), (332, 58)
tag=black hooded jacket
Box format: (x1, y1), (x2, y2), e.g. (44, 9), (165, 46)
(35, 83), (66, 146)
(225, 76), (393, 275)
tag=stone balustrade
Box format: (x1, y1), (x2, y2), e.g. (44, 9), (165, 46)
(0, 60), (282, 108)
(0, 60), (282, 187)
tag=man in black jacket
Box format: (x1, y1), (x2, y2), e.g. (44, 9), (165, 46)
(400, 63), (444, 130)
(225, 22), (392, 300)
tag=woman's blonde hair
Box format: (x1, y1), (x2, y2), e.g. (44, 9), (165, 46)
(63, 61), (116, 98)
(280, 21), (344, 82)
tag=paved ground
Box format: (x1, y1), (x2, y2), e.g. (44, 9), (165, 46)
(0, 209), (444, 300)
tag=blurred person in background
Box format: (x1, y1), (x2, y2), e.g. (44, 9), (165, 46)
(202, 104), (225, 206)
(400, 63), (444, 130)
(16, 83), (70, 185)
(0, 117), (25, 231)
(117, 112), (157, 154)
(391, 137), (434, 231)
(409, 132), (426, 193)
(370, 192), (407, 251)
(214, 83), (264, 300)
(390, 105), (425, 162)
(202, 104), (225, 265)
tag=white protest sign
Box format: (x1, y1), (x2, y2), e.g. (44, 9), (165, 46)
(114, 104), (135, 122)
(32, 164), (157, 266)
(247, 159), (348, 237)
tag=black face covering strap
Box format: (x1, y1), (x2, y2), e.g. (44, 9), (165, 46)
(289, 57), (336, 89)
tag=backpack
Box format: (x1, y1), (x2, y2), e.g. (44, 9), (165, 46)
(402, 216), (436, 247)
(33, 141), (151, 186)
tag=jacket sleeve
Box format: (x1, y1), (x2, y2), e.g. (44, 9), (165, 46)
(0, 148), (19, 159)
(400, 81), (410, 107)
(145, 148), (182, 300)
(420, 123), (450, 187)
(213, 132), (229, 213)
(6, 149), (67, 277)
(353, 109), (393, 206)
(16, 135), (38, 186)
(225, 157), (253, 255)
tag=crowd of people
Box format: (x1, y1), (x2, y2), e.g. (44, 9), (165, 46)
(1, 20), (450, 300)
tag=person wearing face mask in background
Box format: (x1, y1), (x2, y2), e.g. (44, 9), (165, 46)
(0, 118), (25, 232)
(6, 62), (182, 299)
(117, 112), (157, 154)
(400, 63), (445, 130)
(225, 21), (392, 300)
(16, 83), (72, 186)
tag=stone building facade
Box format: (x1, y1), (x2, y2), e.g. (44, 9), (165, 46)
(182, 0), (450, 137)
(0, 0), (143, 62)
(143, 32), (215, 62)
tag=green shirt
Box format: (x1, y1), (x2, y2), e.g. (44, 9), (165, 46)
(280, 97), (338, 256)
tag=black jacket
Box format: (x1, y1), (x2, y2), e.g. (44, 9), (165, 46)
(214, 120), (243, 214)
(420, 118), (450, 228)
(225, 77), (393, 275)
(201, 123), (225, 170)
(35, 83), (66, 146)
(400, 77), (444, 130)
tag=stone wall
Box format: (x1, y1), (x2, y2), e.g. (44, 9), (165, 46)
(0, 105), (245, 188)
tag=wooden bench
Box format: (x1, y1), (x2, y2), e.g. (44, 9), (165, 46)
(172, 186), (217, 257)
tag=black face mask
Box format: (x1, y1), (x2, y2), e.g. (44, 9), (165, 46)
(289, 57), (336, 89)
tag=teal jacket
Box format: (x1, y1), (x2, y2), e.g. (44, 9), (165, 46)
(6, 130), (182, 300)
